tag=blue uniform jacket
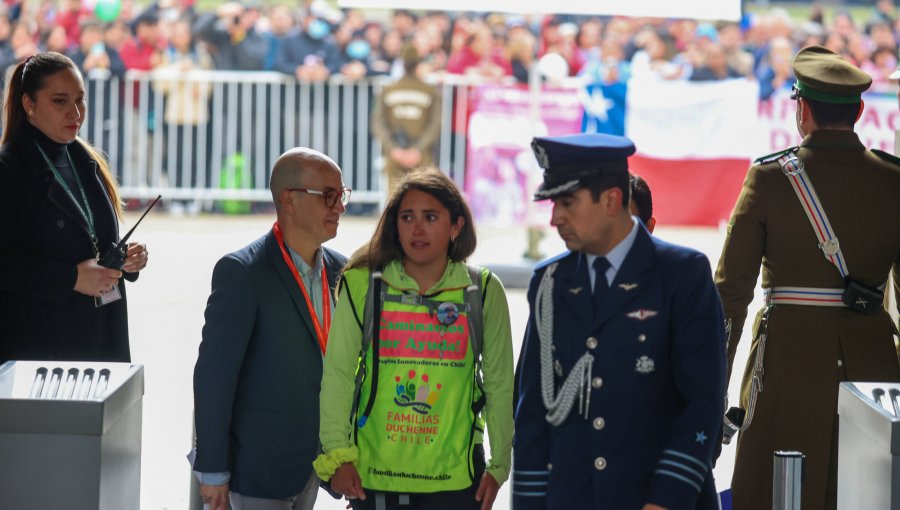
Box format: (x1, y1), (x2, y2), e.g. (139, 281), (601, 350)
(513, 225), (726, 510)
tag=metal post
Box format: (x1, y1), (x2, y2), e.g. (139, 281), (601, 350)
(773, 450), (804, 510)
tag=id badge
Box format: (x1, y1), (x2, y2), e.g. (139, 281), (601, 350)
(95, 283), (122, 307)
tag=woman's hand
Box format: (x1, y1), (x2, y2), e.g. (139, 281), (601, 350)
(122, 242), (149, 273)
(475, 472), (500, 510)
(74, 258), (122, 297)
(331, 462), (366, 501)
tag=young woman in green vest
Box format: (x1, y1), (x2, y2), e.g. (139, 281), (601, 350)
(314, 169), (514, 510)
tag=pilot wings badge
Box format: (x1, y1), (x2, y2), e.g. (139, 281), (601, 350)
(626, 309), (658, 321)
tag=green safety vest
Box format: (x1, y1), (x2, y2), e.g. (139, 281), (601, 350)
(345, 265), (488, 493)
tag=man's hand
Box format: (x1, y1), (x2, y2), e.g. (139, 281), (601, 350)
(474, 472), (500, 510)
(331, 462), (366, 500)
(199, 482), (229, 510)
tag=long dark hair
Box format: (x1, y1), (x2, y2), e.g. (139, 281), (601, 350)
(347, 168), (477, 270)
(2, 51), (122, 218)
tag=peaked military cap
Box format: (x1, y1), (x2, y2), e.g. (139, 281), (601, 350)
(792, 45), (871, 104)
(531, 133), (636, 200)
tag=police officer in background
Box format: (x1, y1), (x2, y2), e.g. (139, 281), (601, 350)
(716, 46), (900, 510)
(513, 133), (726, 510)
(371, 43), (442, 193)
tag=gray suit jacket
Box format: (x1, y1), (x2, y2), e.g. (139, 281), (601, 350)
(193, 228), (347, 498)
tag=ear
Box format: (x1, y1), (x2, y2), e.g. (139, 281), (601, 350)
(278, 188), (294, 210)
(604, 187), (624, 214)
(21, 94), (33, 116)
(855, 99), (865, 123)
(646, 217), (656, 233)
(451, 215), (465, 239)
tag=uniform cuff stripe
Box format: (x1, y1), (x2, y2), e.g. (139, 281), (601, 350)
(655, 469), (702, 492)
(512, 491), (547, 497)
(662, 449), (708, 472)
(658, 459), (705, 483)
(513, 481), (549, 487)
(514, 470), (550, 475)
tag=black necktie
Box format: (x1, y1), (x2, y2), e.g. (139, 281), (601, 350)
(593, 256), (611, 306)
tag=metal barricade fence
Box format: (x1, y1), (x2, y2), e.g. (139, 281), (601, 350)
(76, 70), (480, 207)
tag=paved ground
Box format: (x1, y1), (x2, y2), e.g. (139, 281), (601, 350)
(126, 211), (757, 509)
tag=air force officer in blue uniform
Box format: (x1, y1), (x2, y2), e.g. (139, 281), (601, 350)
(513, 134), (727, 510)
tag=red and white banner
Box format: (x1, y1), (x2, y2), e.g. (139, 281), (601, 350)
(465, 81), (900, 227)
(626, 78), (759, 226)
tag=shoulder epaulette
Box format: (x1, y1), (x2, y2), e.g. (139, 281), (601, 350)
(534, 251), (571, 271)
(754, 146), (798, 164)
(872, 149), (900, 167)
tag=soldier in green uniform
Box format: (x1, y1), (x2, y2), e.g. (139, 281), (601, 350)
(716, 45), (900, 510)
(372, 44), (442, 193)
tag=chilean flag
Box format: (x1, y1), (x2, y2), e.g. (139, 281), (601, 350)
(582, 78), (761, 226)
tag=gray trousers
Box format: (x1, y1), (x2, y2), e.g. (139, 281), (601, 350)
(228, 471), (319, 510)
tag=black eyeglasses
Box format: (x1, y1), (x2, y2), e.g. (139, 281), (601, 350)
(286, 187), (351, 208)
(789, 83), (801, 101)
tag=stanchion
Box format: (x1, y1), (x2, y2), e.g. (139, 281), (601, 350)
(772, 450), (804, 509)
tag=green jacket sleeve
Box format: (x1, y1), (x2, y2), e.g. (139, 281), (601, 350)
(480, 270), (514, 484)
(319, 271), (366, 456)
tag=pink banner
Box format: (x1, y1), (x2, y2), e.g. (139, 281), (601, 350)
(464, 84), (583, 227)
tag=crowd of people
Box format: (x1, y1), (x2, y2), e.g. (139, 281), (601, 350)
(1, 0), (900, 98)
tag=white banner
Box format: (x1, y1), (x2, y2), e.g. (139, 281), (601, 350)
(337, 0), (741, 21)
(626, 78), (761, 160)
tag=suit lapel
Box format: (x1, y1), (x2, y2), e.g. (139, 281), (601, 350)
(594, 227), (654, 328)
(556, 253), (595, 323)
(266, 231), (316, 340)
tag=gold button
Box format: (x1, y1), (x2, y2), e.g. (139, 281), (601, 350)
(586, 337), (598, 349)
(593, 417), (606, 430)
(594, 457), (607, 470)
(592, 377), (603, 389)
(638, 334), (647, 342)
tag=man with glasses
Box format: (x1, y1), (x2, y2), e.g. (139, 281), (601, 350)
(716, 46), (900, 510)
(193, 147), (350, 510)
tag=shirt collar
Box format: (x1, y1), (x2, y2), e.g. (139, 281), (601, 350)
(586, 216), (639, 273)
(287, 246), (323, 277)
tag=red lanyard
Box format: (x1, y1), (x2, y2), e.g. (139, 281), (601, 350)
(272, 222), (331, 355)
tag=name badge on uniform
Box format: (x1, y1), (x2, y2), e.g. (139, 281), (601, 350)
(95, 284), (122, 307)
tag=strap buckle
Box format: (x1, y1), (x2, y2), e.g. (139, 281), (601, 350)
(819, 238), (840, 257)
(780, 155), (804, 176)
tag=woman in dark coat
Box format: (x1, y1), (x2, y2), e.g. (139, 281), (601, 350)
(0, 52), (149, 364)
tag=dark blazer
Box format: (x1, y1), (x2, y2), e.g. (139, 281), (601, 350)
(193, 229), (347, 499)
(0, 128), (132, 364)
(513, 225), (726, 510)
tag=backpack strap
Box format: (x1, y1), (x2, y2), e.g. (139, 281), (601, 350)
(353, 269), (383, 429)
(466, 264), (487, 414)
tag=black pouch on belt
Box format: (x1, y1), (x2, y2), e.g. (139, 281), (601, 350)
(842, 277), (883, 315)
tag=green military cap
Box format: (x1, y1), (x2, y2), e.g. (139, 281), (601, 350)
(791, 45), (871, 104)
